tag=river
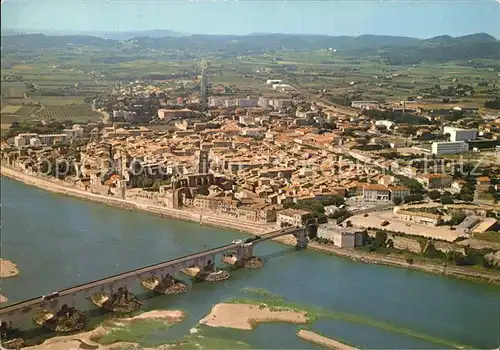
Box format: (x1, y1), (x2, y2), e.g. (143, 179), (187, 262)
(1, 177), (499, 349)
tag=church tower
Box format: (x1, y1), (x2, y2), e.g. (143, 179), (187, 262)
(195, 150), (209, 174)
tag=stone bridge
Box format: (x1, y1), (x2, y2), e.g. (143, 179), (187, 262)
(0, 226), (307, 342)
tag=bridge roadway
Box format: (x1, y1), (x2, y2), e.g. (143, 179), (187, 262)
(0, 226), (303, 316)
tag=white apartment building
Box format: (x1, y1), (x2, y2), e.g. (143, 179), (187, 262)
(431, 141), (469, 155)
(236, 99), (258, 108)
(443, 126), (477, 142)
(239, 115), (257, 126)
(113, 110), (137, 120)
(375, 120), (395, 129)
(271, 98), (292, 110)
(63, 125), (84, 139)
(224, 99), (238, 108)
(208, 96), (231, 107)
(38, 134), (68, 146)
(258, 96), (270, 108)
(29, 137), (42, 146)
(266, 79), (282, 85)
(351, 101), (378, 109)
(14, 133), (38, 148)
(272, 84), (294, 92)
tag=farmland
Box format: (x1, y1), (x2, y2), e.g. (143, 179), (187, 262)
(35, 104), (102, 121)
(31, 96), (86, 106)
(1, 33), (498, 131)
(1, 82), (26, 99)
(1, 105), (21, 114)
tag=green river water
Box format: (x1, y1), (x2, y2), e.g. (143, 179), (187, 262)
(1, 177), (499, 349)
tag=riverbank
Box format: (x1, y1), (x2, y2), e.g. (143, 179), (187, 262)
(0, 165), (270, 235)
(0, 259), (19, 278)
(2, 165), (500, 285)
(297, 330), (357, 350)
(24, 310), (185, 350)
(199, 302), (308, 330)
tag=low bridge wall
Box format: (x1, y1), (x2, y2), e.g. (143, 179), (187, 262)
(0, 227), (306, 329)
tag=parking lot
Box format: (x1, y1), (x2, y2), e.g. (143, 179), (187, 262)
(349, 210), (461, 242)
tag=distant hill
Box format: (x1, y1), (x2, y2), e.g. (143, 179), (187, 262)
(0, 29), (25, 36)
(378, 33), (499, 64)
(423, 33), (497, 45)
(1, 32), (498, 64)
(1, 34), (118, 49)
(0, 28), (187, 40)
(93, 29), (188, 40)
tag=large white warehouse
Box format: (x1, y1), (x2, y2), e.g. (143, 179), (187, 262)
(443, 126), (477, 142)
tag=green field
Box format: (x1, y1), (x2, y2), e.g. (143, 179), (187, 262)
(31, 96), (86, 106)
(1, 82), (26, 99)
(1, 105), (21, 114)
(35, 104), (102, 121)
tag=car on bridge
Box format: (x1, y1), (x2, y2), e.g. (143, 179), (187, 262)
(232, 239), (244, 244)
(42, 292), (59, 300)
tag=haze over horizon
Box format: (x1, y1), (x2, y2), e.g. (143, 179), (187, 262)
(2, 0), (499, 39)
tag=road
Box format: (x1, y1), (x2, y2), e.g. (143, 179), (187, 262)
(290, 82), (358, 116)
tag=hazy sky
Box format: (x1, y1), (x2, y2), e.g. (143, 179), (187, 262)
(2, 0), (499, 38)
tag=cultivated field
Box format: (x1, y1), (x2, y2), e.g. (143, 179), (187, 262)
(31, 96), (86, 106)
(35, 104), (102, 121)
(1, 82), (26, 99)
(1, 47), (498, 123)
(1, 105), (21, 114)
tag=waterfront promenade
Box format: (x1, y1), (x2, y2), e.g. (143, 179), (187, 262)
(2, 165), (500, 284)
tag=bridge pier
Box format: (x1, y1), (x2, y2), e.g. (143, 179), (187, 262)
(222, 244), (264, 268)
(196, 255), (230, 282)
(294, 227), (308, 249)
(34, 303), (86, 332)
(0, 322), (24, 349)
(141, 273), (188, 295)
(91, 286), (142, 312)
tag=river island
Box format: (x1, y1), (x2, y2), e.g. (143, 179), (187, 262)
(0, 259), (19, 278)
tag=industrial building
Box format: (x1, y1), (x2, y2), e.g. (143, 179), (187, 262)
(317, 223), (367, 248)
(443, 126), (477, 142)
(431, 141), (469, 155)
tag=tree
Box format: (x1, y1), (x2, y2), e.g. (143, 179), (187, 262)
(327, 208), (347, 219)
(374, 231), (387, 248)
(440, 196), (454, 205)
(152, 178), (171, 191)
(461, 194), (474, 202)
(449, 211), (466, 226)
(135, 176), (144, 188)
(321, 195), (345, 207)
(392, 197), (403, 205)
(484, 97), (500, 110)
(403, 194), (424, 203)
(428, 190), (441, 201)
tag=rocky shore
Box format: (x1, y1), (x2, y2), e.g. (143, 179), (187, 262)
(2, 165), (500, 285)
